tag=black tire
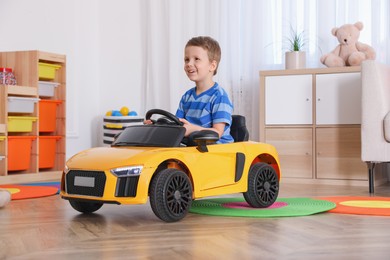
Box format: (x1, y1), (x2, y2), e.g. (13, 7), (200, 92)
(149, 168), (193, 222)
(244, 163), (279, 208)
(69, 200), (103, 214)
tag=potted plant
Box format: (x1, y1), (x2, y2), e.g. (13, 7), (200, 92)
(284, 27), (306, 69)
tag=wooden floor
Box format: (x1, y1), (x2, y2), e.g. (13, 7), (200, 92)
(1, 182), (390, 259)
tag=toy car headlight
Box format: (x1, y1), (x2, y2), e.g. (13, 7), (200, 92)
(111, 166), (143, 177)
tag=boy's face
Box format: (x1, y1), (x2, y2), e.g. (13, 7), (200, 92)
(184, 46), (217, 84)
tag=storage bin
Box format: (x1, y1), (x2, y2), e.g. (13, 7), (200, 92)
(8, 136), (36, 171)
(103, 116), (144, 128)
(8, 116), (38, 132)
(39, 135), (61, 169)
(8, 97), (40, 113)
(103, 126), (123, 145)
(38, 62), (61, 80)
(38, 81), (60, 97)
(39, 100), (62, 132)
(102, 116), (144, 146)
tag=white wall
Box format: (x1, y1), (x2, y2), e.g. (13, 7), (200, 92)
(0, 0), (144, 158)
(97, 0), (144, 146)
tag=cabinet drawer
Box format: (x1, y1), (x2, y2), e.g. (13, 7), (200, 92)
(266, 128), (313, 178)
(316, 127), (366, 180)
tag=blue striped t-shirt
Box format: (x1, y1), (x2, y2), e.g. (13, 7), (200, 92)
(176, 82), (234, 144)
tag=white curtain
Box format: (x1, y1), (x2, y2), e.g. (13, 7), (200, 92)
(140, 0), (390, 141)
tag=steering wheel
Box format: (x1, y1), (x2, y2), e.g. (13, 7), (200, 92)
(145, 109), (183, 126)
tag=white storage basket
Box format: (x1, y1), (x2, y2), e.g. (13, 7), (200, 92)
(8, 97), (40, 113)
(38, 81), (60, 97)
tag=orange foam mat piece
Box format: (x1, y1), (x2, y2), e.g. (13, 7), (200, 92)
(0, 185), (58, 200)
(319, 196), (390, 216)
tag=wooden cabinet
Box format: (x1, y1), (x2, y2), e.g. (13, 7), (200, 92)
(0, 51), (66, 176)
(260, 67), (367, 185)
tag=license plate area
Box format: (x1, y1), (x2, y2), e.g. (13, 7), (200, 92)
(74, 176), (95, 188)
(66, 170), (106, 197)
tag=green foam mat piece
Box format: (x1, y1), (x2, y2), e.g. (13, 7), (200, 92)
(190, 197), (336, 218)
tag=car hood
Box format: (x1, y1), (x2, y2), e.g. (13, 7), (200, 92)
(66, 147), (155, 170)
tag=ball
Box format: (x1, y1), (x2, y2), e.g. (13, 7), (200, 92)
(112, 110), (122, 116)
(120, 106), (129, 116)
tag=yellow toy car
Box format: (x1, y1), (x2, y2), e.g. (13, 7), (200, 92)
(60, 109), (281, 222)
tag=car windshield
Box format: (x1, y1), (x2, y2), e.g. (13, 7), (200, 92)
(111, 125), (186, 147)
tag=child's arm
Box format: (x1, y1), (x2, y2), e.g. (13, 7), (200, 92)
(179, 118), (225, 138)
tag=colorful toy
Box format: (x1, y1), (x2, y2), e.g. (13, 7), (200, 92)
(120, 106), (129, 116)
(61, 109), (281, 222)
(111, 110), (122, 116)
(320, 21), (376, 67)
(106, 107), (138, 117)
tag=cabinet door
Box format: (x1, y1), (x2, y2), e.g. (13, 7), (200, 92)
(265, 75), (312, 125)
(316, 127), (366, 180)
(266, 128), (313, 178)
(316, 72), (361, 125)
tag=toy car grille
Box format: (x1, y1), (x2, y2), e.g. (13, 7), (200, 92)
(115, 176), (140, 197)
(65, 170), (106, 197)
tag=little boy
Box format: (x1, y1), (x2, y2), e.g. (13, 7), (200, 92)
(176, 36), (234, 144)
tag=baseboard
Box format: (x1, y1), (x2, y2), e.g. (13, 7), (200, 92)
(0, 171), (62, 184)
(282, 177), (388, 187)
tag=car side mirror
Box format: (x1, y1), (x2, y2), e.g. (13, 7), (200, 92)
(193, 130), (219, 152)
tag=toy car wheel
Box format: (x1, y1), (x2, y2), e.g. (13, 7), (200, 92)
(244, 162), (279, 208)
(69, 200), (103, 214)
(149, 168), (193, 222)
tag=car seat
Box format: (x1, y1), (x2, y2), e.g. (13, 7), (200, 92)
(230, 115), (249, 142)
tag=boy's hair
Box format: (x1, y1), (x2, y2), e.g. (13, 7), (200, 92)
(186, 36), (221, 75)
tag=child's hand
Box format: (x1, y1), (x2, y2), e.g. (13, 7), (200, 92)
(144, 119), (153, 125)
(179, 118), (199, 136)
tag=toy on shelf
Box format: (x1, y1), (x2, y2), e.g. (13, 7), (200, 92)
(320, 21), (376, 67)
(0, 67), (17, 85)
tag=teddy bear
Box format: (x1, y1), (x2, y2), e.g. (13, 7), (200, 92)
(320, 21), (376, 67)
(0, 189), (11, 208)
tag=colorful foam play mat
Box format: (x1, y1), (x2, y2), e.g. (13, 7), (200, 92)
(0, 182), (60, 200)
(189, 197), (336, 218)
(319, 196), (390, 216)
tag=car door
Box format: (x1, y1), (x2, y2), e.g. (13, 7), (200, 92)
(191, 143), (244, 191)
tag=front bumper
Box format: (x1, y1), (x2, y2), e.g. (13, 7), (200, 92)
(60, 169), (150, 205)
